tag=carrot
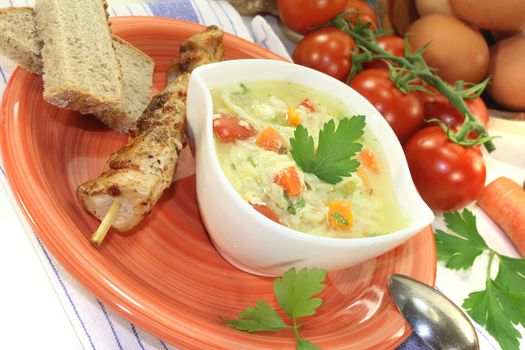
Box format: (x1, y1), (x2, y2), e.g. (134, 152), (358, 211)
(477, 176), (525, 257)
(286, 105), (301, 126)
(327, 200), (354, 229)
(256, 127), (288, 153)
(252, 204), (280, 224)
(274, 167), (302, 197)
(358, 149), (379, 172)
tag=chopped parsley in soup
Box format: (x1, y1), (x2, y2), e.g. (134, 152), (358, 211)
(211, 81), (408, 238)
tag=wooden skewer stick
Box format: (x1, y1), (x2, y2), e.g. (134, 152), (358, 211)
(90, 200), (121, 247)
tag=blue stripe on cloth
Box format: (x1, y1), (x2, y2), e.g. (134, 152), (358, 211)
(147, 0), (199, 22)
(396, 333), (430, 350)
(189, 0), (204, 23)
(126, 5), (133, 15)
(0, 165), (5, 177)
(97, 300), (124, 350)
(204, 0), (224, 27)
(35, 237), (97, 350)
(131, 324), (146, 350)
(215, 1), (238, 36)
(159, 340), (169, 350)
(140, 3), (153, 16)
(109, 6), (117, 17)
(261, 38), (270, 50)
(0, 65), (7, 84)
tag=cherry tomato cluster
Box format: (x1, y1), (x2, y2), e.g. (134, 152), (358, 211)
(279, 0), (489, 212)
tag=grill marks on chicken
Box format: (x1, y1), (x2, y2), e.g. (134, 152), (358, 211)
(77, 26), (224, 245)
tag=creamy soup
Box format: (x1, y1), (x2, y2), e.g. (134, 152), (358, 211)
(211, 81), (408, 238)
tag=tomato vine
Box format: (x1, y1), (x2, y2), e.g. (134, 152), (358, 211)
(330, 13), (496, 152)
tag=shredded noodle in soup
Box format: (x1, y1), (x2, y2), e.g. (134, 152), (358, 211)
(211, 81), (408, 238)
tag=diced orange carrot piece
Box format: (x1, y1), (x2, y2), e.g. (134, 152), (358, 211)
(286, 106), (301, 126)
(256, 127), (288, 154)
(274, 167), (302, 197)
(359, 149), (379, 172)
(327, 200), (354, 229)
(300, 98), (316, 112)
(478, 177), (525, 257)
(252, 204), (281, 224)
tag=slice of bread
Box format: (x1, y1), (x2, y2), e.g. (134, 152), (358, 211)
(98, 36), (154, 132)
(0, 7), (42, 74)
(0, 6), (154, 132)
(34, 0), (123, 115)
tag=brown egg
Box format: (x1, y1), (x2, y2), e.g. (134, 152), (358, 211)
(415, 0), (455, 17)
(451, 0), (525, 31)
(407, 15), (489, 84)
(488, 35), (525, 111)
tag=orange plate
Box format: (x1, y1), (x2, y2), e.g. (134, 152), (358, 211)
(0, 17), (436, 349)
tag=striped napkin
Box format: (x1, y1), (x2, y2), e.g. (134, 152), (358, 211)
(0, 1), (506, 349)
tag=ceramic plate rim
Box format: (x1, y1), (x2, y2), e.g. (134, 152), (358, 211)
(0, 16), (437, 349)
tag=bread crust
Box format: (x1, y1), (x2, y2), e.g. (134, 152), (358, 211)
(35, 0), (123, 113)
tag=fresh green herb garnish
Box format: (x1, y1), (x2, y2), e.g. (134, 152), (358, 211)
(331, 212), (349, 225)
(436, 209), (525, 350)
(226, 267), (327, 349)
(231, 163), (236, 170)
(287, 198), (305, 215)
(240, 83), (249, 93)
(247, 156), (257, 167)
(284, 194), (305, 215)
(290, 116), (365, 184)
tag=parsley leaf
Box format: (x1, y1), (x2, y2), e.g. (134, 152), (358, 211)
(226, 300), (287, 332)
(290, 116), (365, 184)
(463, 280), (525, 350)
(297, 337), (322, 350)
(225, 267), (326, 349)
(286, 196), (305, 215)
(331, 212), (349, 225)
(434, 209), (489, 269)
(435, 209), (525, 350)
(274, 267), (327, 319)
(495, 255), (525, 291)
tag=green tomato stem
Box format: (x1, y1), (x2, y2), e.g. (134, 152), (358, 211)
(333, 16), (495, 153)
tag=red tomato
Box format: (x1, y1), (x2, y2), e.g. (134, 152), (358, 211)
(293, 27), (355, 82)
(278, 0), (346, 34)
(349, 69), (424, 143)
(404, 126), (486, 212)
(212, 115), (256, 143)
(344, 0), (378, 29)
(423, 97), (489, 129)
(252, 204), (281, 224)
(363, 35), (406, 70)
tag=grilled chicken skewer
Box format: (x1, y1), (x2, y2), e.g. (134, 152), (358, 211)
(77, 26), (224, 246)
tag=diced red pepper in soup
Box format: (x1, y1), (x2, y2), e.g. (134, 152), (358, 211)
(252, 204), (281, 224)
(300, 98), (316, 112)
(213, 114), (256, 142)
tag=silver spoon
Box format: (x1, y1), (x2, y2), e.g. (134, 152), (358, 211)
(388, 274), (479, 350)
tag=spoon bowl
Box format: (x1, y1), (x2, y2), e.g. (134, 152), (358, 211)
(388, 274), (479, 350)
